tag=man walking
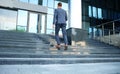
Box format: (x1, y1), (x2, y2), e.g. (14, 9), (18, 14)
(53, 2), (68, 50)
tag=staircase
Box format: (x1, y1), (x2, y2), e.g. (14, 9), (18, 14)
(0, 30), (120, 65)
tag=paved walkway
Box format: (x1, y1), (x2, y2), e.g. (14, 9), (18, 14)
(0, 62), (120, 74)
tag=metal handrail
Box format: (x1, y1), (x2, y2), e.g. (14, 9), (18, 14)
(93, 19), (120, 47)
(97, 19), (120, 27)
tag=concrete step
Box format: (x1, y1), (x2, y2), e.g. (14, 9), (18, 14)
(0, 52), (120, 58)
(0, 36), (36, 40)
(0, 38), (42, 43)
(0, 57), (120, 65)
(0, 43), (49, 48)
(0, 40), (46, 46)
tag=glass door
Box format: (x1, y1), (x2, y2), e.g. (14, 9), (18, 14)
(28, 12), (46, 33)
(28, 12), (38, 33)
(0, 9), (17, 31)
(40, 14), (46, 34)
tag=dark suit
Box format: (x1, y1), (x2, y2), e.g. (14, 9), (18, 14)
(53, 8), (68, 45)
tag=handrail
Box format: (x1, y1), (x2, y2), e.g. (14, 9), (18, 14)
(97, 19), (120, 27)
(93, 19), (120, 47)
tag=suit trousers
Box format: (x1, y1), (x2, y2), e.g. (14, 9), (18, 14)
(55, 23), (68, 45)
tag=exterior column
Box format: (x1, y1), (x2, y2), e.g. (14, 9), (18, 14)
(69, 0), (82, 29)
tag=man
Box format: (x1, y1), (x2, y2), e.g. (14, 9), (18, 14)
(53, 2), (68, 50)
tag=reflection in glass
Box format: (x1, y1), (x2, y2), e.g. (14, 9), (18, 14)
(29, 0), (38, 5)
(98, 8), (102, 19)
(48, 8), (54, 14)
(38, 0), (48, 6)
(29, 13), (38, 33)
(47, 14), (53, 29)
(48, 0), (54, 8)
(41, 14), (46, 34)
(62, 2), (68, 10)
(0, 9), (17, 30)
(93, 7), (97, 18)
(103, 9), (107, 19)
(17, 10), (27, 32)
(20, 0), (28, 3)
(17, 10), (28, 26)
(17, 26), (26, 32)
(46, 29), (53, 34)
(55, 1), (59, 8)
(89, 6), (92, 17)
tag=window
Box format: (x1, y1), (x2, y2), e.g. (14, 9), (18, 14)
(93, 7), (97, 18)
(38, 0), (48, 6)
(47, 15), (53, 29)
(103, 9), (107, 19)
(98, 8), (102, 19)
(89, 6), (92, 17)
(29, 0), (38, 5)
(0, 9), (17, 30)
(20, 0), (28, 3)
(62, 2), (68, 11)
(17, 10), (28, 26)
(48, 8), (54, 15)
(48, 0), (54, 8)
(17, 10), (28, 32)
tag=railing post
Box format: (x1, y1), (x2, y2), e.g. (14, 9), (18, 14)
(113, 22), (115, 35)
(109, 30), (111, 44)
(102, 25), (104, 37)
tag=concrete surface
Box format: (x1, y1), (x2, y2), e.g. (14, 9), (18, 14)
(0, 62), (120, 74)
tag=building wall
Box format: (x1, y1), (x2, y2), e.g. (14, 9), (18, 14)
(0, 0), (68, 34)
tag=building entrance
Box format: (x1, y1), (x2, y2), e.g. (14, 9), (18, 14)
(28, 12), (46, 34)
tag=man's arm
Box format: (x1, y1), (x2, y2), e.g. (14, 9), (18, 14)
(65, 11), (67, 21)
(53, 9), (57, 25)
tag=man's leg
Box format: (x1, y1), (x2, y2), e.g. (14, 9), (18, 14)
(55, 24), (61, 45)
(61, 24), (68, 50)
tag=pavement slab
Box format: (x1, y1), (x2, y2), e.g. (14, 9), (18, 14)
(0, 62), (120, 74)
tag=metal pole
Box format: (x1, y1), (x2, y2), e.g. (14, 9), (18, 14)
(102, 25), (104, 37)
(113, 22), (115, 35)
(109, 30), (111, 44)
(27, 12), (29, 32)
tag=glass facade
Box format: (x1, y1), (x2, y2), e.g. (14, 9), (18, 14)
(29, 13), (38, 33)
(0, 9), (17, 31)
(1, 0), (120, 40)
(46, 0), (68, 34)
(17, 10), (28, 32)
(18, 0), (68, 34)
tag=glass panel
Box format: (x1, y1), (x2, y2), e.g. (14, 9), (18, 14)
(89, 6), (92, 17)
(43, 0), (48, 6)
(29, 0), (38, 5)
(48, 0), (54, 8)
(89, 27), (92, 38)
(55, 1), (59, 8)
(17, 10), (28, 26)
(17, 10), (28, 32)
(62, 2), (68, 10)
(47, 14), (53, 29)
(20, 0), (28, 3)
(17, 26), (26, 32)
(98, 8), (102, 19)
(0, 9), (17, 30)
(29, 13), (38, 33)
(48, 8), (54, 14)
(103, 9), (107, 19)
(41, 14), (46, 34)
(93, 7), (97, 18)
(46, 29), (54, 34)
(38, 0), (47, 6)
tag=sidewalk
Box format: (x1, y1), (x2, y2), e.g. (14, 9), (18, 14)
(0, 62), (120, 74)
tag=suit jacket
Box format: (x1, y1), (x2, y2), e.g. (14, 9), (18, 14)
(53, 8), (67, 25)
